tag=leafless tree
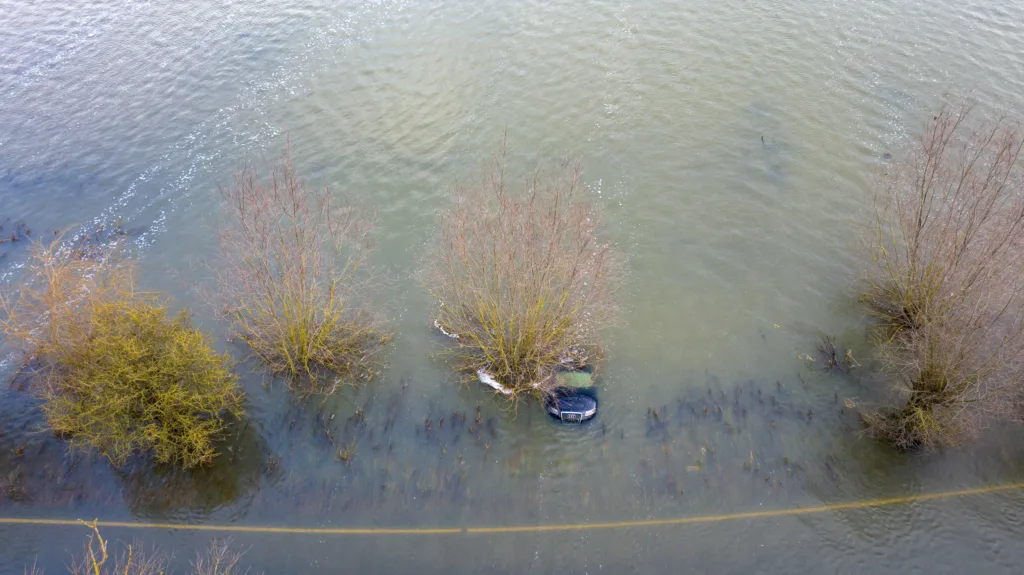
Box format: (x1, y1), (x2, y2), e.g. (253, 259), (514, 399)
(193, 538), (258, 575)
(216, 146), (390, 393)
(423, 140), (622, 400)
(859, 98), (1024, 448)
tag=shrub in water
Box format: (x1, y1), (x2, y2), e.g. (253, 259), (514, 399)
(423, 143), (621, 400)
(0, 240), (243, 468)
(23, 520), (256, 575)
(217, 147), (390, 393)
(67, 521), (167, 575)
(858, 99), (1024, 448)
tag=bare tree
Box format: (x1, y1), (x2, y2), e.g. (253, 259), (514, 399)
(423, 141), (621, 400)
(859, 98), (1024, 448)
(26, 522), (257, 575)
(193, 538), (258, 575)
(67, 521), (167, 575)
(216, 146), (390, 393)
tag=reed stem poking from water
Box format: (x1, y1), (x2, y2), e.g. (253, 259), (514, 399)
(858, 97), (1024, 449)
(216, 145), (391, 394)
(422, 137), (622, 401)
(0, 237), (243, 468)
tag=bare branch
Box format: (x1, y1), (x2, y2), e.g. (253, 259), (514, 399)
(422, 144), (622, 402)
(215, 145), (390, 394)
(859, 97), (1024, 448)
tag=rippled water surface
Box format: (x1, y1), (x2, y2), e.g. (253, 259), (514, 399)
(3, 0), (1024, 572)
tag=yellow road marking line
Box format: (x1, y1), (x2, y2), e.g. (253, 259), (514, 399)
(469, 482), (1024, 533)
(0, 482), (1020, 535)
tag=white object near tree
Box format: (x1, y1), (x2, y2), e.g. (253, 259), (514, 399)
(477, 369), (513, 395)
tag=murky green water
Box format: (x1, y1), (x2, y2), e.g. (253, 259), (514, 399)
(3, 0), (1024, 572)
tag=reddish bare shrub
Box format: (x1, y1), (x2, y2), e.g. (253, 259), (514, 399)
(859, 99), (1024, 448)
(216, 147), (390, 393)
(423, 144), (621, 400)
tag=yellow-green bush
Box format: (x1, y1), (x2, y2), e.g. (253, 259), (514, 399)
(44, 297), (242, 467)
(1, 239), (243, 468)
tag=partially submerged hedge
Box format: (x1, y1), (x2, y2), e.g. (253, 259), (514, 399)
(216, 148), (390, 394)
(857, 100), (1024, 448)
(1, 239), (243, 468)
(423, 144), (621, 400)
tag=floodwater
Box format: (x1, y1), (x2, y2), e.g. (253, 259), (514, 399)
(2, 0), (1024, 572)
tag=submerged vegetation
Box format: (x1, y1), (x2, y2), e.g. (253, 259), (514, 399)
(6, 102), (1024, 571)
(858, 99), (1024, 449)
(23, 520), (254, 575)
(217, 147), (390, 394)
(423, 143), (621, 400)
(0, 239), (243, 468)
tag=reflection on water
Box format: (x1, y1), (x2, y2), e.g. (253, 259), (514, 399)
(4, 362), (1022, 572)
(3, 0), (1024, 572)
(2, 369), (857, 521)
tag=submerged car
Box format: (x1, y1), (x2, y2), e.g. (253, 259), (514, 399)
(544, 370), (598, 423)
